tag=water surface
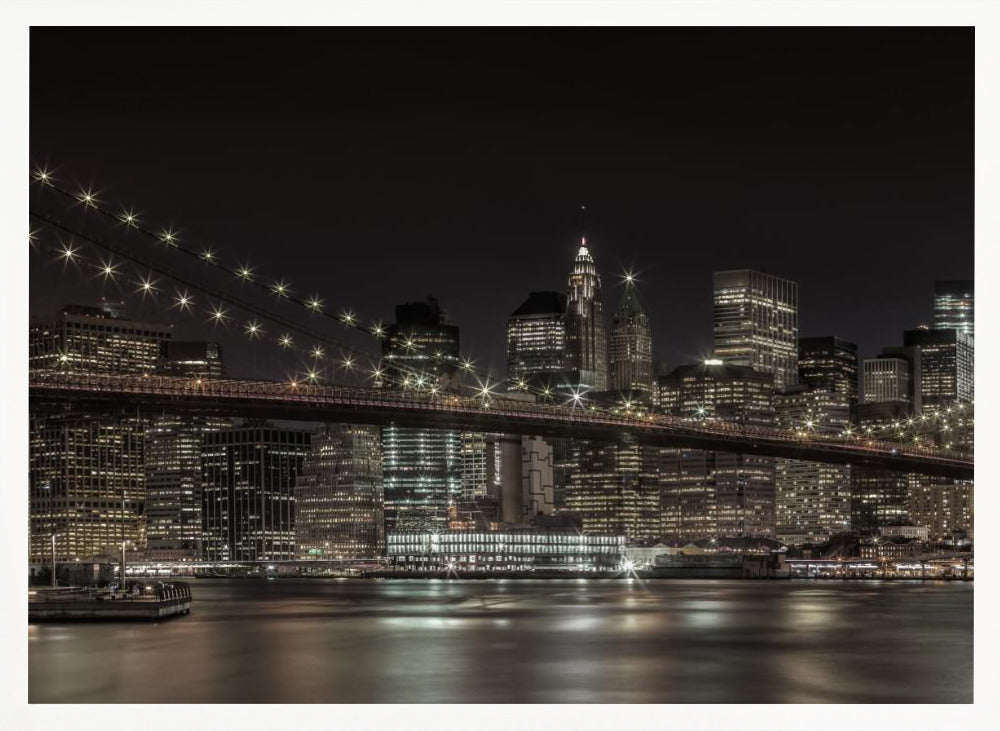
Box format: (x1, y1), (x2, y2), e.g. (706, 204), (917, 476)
(29, 578), (973, 703)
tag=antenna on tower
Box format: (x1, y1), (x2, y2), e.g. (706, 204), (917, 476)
(579, 203), (588, 248)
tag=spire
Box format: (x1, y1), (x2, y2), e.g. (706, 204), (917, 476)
(616, 277), (646, 319)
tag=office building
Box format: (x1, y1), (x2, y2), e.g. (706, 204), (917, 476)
(564, 238), (608, 390)
(295, 423), (384, 560)
(798, 336), (858, 402)
(774, 388), (852, 545)
(29, 304), (172, 562)
(144, 342), (228, 560)
(903, 328), (974, 407)
(908, 478), (974, 542)
(659, 361), (776, 539)
(381, 297), (462, 532)
(863, 356), (913, 405)
(566, 437), (664, 540)
(713, 270), (799, 390)
(506, 291), (567, 388)
(609, 278), (654, 397)
(202, 422), (311, 561)
(933, 280), (974, 336)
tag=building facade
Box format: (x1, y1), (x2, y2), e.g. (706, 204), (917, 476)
(294, 423), (384, 560)
(381, 298), (463, 532)
(506, 291), (567, 388)
(774, 388), (852, 545)
(608, 279), (654, 397)
(202, 422), (311, 561)
(564, 239), (608, 390)
(658, 361), (776, 539)
(862, 356), (912, 405)
(933, 280), (974, 336)
(713, 270), (799, 390)
(902, 328), (974, 407)
(29, 304), (172, 562)
(798, 336), (858, 403)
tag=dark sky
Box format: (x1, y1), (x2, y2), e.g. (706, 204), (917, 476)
(29, 27), (973, 380)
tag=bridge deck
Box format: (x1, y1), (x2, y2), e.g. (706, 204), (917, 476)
(28, 371), (973, 479)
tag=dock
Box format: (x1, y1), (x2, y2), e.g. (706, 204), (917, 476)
(29, 582), (192, 621)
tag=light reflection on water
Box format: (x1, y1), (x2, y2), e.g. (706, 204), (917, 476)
(28, 579), (972, 703)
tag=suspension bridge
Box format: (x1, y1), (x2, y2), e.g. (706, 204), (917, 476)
(27, 166), (975, 480)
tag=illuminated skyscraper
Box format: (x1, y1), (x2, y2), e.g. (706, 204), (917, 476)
(295, 424), (384, 560)
(564, 239), (608, 390)
(145, 342), (228, 560)
(506, 291), (567, 388)
(659, 361), (776, 539)
(862, 356), (913, 405)
(566, 437), (663, 540)
(381, 298), (462, 531)
(933, 280), (974, 336)
(798, 336), (858, 403)
(609, 278), (653, 397)
(202, 422), (311, 561)
(713, 270), (799, 390)
(29, 304), (172, 562)
(774, 388), (852, 545)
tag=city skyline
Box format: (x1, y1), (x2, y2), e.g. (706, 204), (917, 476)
(29, 27), (973, 377)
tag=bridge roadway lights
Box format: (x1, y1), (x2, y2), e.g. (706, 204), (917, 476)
(28, 371), (974, 481)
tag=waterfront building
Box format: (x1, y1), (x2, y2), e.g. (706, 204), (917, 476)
(609, 277), (654, 397)
(521, 435), (555, 518)
(460, 432), (498, 503)
(798, 336), (858, 403)
(933, 280), (974, 336)
(659, 361), (776, 539)
(713, 270), (799, 390)
(564, 238), (608, 390)
(294, 424), (384, 560)
(774, 387), (852, 545)
(29, 304), (172, 562)
(385, 530), (625, 572)
(381, 298), (463, 532)
(506, 291), (567, 388)
(902, 328), (974, 407)
(144, 342), (229, 560)
(202, 422), (311, 561)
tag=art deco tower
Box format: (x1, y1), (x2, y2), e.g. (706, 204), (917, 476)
(609, 277), (653, 396)
(564, 238), (608, 390)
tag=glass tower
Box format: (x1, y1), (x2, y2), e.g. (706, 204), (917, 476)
(933, 280), (974, 336)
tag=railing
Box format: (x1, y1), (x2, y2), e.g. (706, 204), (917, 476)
(29, 581), (192, 603)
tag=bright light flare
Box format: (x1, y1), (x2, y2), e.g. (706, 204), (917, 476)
(33, 167), (54, 185)
(76, 186), (99, 208)
(159, 227), (179, 246)
(306, 367), (320, 383)
(244, 320), (263, 339)
(208, 305), (230, 325)
(236, 264), (254, 281)
(119, 208), (141, 228)
(311, 345), (325, 360)
(271, 279), (290, 298)
(307, 296), (324, 313)
(172, 289), (194, 313)
(340, 309), (357, 326)
(93, 257), (120, 283)
(200, 248), (217, 263)
(279, 333), (294, 349)
(56, 242), (81, 264)
(135, 274), (158, 298)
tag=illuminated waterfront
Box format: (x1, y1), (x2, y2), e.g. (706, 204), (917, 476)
(29, 579), (972, 703)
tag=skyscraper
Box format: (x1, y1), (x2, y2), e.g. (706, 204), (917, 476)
(609, 278), (654, 397)
(774, 388), (852, 545)
(381, 297), (462, 531)
(659, 361), (776, 539)
(202, 422), (311, 561)
(506, 291), (567, 388)
(564, 239), (608, 390)
(902, 328), (974, 407)
(566, 437), (663, 540)
(862, 356), (913, 405)
(798, 336), (858, 403)
(933, 280), (974, 336)
(294, 423), (384, 560)
(713, 270), (799, 390)
(29, 304), (172, 562)
(144, 342), (229, 559)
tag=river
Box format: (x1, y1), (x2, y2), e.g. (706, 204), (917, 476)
(28, 578), (972, 703)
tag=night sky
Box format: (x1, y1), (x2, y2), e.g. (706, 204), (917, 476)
(29, 27), (973, 380)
